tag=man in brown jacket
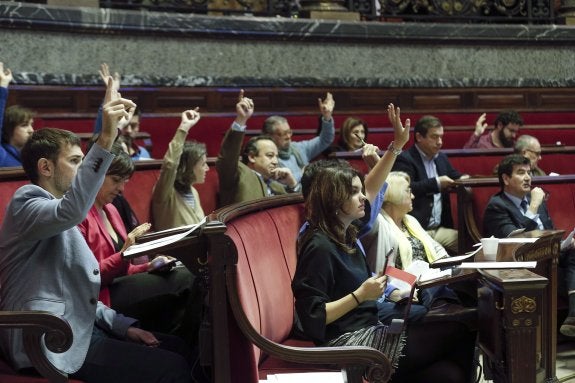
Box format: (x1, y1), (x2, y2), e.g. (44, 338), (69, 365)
(217, 90), (298, 207)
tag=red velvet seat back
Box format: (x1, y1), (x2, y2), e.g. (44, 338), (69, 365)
(541, 182), (575, 233)
(224, 203), (305, 380)
(472, 185), (500, 237)
(0, 179), (27, 224)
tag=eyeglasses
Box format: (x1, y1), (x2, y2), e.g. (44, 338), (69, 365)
(525, 148), (542, 157)
(274, 129), (292, 138)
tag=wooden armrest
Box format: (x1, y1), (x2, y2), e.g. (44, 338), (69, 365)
(0, 311), (72, 383)
(462, 186), (482, 244)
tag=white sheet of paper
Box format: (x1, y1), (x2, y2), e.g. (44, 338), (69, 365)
(123, 217), (207, 258)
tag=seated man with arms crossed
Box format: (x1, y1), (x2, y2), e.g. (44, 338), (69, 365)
(483, 154), (575, 337)
(217, 89), (298, 206)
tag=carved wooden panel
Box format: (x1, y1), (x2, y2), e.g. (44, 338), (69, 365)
(413, 95), (463, 110)
(475, 93), (527, 109)
(7, 86), (575, 116)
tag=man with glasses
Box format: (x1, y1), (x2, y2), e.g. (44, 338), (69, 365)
(392, 115), (469, 254)
(464, 110), (523, 149)
(262, 92), (335, 185)
(514, 134), (545, 175)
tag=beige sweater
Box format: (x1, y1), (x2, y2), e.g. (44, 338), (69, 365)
(152, 128), (205, 230)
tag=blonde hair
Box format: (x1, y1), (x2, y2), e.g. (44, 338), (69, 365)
(383, 171), (411, 207)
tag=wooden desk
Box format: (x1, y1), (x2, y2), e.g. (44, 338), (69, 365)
(476, 230), (562, 383)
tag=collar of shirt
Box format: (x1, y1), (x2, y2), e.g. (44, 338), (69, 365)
(254, 170), (273, 195)
(414, 144), (439, 163)
(503, 191), (527, 211)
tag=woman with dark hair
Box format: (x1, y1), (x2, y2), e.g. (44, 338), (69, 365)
(293, 105), (410, 371)
(0, 62), (34, 167)
(152, 108), (208, 230)
(78, 142), (197, 339)
(293, 107), (477, 383)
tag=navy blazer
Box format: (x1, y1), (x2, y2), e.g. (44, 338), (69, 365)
(392, 145), (463, 229)
(483, 191), (554, 238)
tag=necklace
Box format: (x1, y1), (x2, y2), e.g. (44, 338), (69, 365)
(400, 221), (410, 236)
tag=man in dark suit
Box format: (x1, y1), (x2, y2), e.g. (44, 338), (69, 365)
(392, 115), (468, 254)
(483, 154), (575, 338)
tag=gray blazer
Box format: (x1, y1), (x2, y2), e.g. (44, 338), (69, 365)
(0, 144), (136, 374)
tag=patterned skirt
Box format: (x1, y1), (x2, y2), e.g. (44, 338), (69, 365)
(325, 323), (406, 369)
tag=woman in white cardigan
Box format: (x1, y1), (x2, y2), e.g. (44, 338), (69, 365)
(368, 171), (460, 307)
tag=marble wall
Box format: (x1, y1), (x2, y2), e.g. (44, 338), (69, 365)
(1, 1), (575, 88)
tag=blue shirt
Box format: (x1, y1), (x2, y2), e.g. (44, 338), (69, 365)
(0, 87), (23, 167)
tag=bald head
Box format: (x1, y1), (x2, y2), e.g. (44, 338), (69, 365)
(514, 135), (541, 171)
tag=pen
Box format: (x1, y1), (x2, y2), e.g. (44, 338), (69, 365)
(354, 132), (367, 146)
(381, 247), (393, 276)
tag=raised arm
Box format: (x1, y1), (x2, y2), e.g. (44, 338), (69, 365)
(216, 90), (254, 189)
(0, 62), (13, 141)
(463, 113), (488, 149)
(94, 63), (131, 135)
(153, 108), (201, 204)
(363, 103), (410, 204)
(96, 78), (135, 150)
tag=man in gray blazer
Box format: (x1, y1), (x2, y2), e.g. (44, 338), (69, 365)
(0, 86), (193, 382)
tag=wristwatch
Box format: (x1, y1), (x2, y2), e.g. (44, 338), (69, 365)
(387, 141), (402, 156)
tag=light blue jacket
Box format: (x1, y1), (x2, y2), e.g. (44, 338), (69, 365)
(0, 144), (136, 373)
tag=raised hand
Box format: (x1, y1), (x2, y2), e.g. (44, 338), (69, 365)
(179, 107), (201, 133)
(235, 89), (254, 126)
(318, 92), (335, 120)
(98, 63), (120, 93)
(387, 103), (410, 149)
(99, 78), (136, 149)
(0, 62), (13, 88)
(474, 113), (488, 136)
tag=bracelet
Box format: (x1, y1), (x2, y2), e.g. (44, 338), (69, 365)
(350, 292), (360, 306)
(387, 141), (402, 156)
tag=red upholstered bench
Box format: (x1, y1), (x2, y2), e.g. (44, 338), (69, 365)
(205, 194), (396, 383)
(456, 175), (575, 253)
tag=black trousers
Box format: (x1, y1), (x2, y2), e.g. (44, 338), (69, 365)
(391, 321), (477, 383)
(109, 266), (202, 344)
(71, 328), (193, 383)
